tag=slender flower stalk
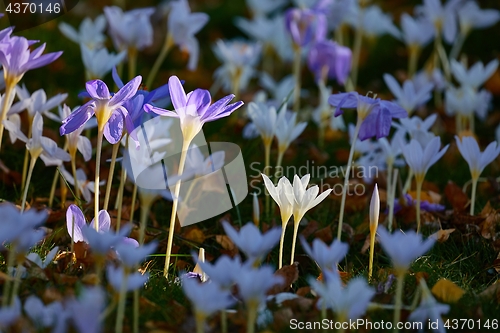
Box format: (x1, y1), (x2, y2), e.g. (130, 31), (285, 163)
(368, 184), (380, 281)
(103, 142), (120, 210)
(146, 76), (243, 277)
(262, 174), (293, 268)
(146, 34), (173, 89)
(252, 192), (260, 227)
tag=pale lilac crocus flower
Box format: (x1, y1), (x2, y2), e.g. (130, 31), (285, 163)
(455, 136), (500, 215)
(307, 40), (352, 85)
(300, 236), (348, 274)
(383, 74), (433, 115)
(402, 136), (448, 233)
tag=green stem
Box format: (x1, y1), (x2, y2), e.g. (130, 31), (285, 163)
(146, 33), (173, 89)
(292, 45), (302, 113)
(115, 270), (129, 333)
(104, 142), (120, 211)
(21, 156), (37, 212)
(164, 138), (191, 278)
(449, 31), (467, 61)
(470, 177), (478, 216)
(337, 117), (362, 240)
(94, 130), (104, 230)
(402, 169), (413, 195)
(415, 179), (423, 234)
(21, 147), (29, 193)
(393, 271), (405, 333)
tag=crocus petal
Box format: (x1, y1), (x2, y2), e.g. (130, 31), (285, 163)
(103, 111), (124, 144)
(66, 204), (86, 242)
(109, 76), (142, 107)
(90, 210), (111, 232)
(86, 80), (111, 100)
(168, 75), (187, 110)
(186, 88), (211, 118)
(77, 136), (93, 161)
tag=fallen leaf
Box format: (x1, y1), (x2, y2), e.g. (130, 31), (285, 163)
(313, 226), (333, 244)
(300, 220), (319, 239)
(430, 229), (455, 243)
(215, 235), (238, 257)
(431, 278), (465, 303)
(479, 281), (500, 303)
(267, 263), (299, 295)
(182, 227), (206, 244)
(444, 181), (468, 212)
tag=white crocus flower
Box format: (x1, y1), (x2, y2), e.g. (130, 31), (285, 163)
(247, 102), (278, 147)
(289, 174), (332, 264)
(262, 174), (294, 268)
(275, 109), (307, 166)
(59, 15), (107, 50)
(450, 59), (499, 90)
(8, 85), (67, 121)
(81, 44), (126, 80)
(402, 136), (448, 232)
(455, 136), (500, 215)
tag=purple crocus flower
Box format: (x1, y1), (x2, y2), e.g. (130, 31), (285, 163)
(0, 36), (62, 83)
(391, 193), (445, 214)
(145, 75), (243, 142)
(285, 7), (327, 47)
(329, 92), (407, 140)
(59, 76), (141, 146)
(307, 40), (352, 84)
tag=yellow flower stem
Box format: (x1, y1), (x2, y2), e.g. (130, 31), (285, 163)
(104, 142), (120, 211)
(115, 167), (127, 231)
(195, 311), (206, 333)
(21, 121), (33, 192)
(115, 269), (129, 333)
(60, 170), (68, 209)
(470, 176), (478, 216)
(94, 129), (104, 231)
(415, 178), (423, 234)
(129, 184), (138, 224)
(21, 156), (38, 212)
(337, 117), (362, 240)
(128, 47), (137, 81)
(146, 33), (173, 89)
(393, 270), (406, 333)
(290, 213), (304, 265)
(0, 82), (17, 151)
(275, 148), (284, 180)
(402, 168), (413, 195)
(221, 310), (227, 333)
(232, 67), (242, 103)
(368, 227), (376, 281)
(246, 301), (258, 333)
(278, 216), (288, 269)
(388, 168), (399, 233)
(9, 262), (24, 305)
(264, 140), (271, 217)
(1, 249), (15, 306)
(48, 168), (59, 208)
(164, 138), (191, 278)
(407, 45), (420, 78)
(350, 13), (364, 89)
(70, 152), (80, 200)
(292, 45), (302, 113)
(133, 289), (140, 333)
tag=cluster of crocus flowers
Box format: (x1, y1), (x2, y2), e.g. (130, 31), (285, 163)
(262, 173), (332, 268)
(145, 75), (243, 277)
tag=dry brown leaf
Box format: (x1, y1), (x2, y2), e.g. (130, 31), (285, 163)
(268, 263), (299, 295)
(430, 229), (455, 243)
(479, 281), (500, 302)
(431, 278), (465, 303)
(182, 227), (206, 244)
(444, 181), (469, 212)
(215, 235), (239, 257)
(493, 252), (500, 274)
(313, 226), (333, 244)
(300, 220), (319, 239)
